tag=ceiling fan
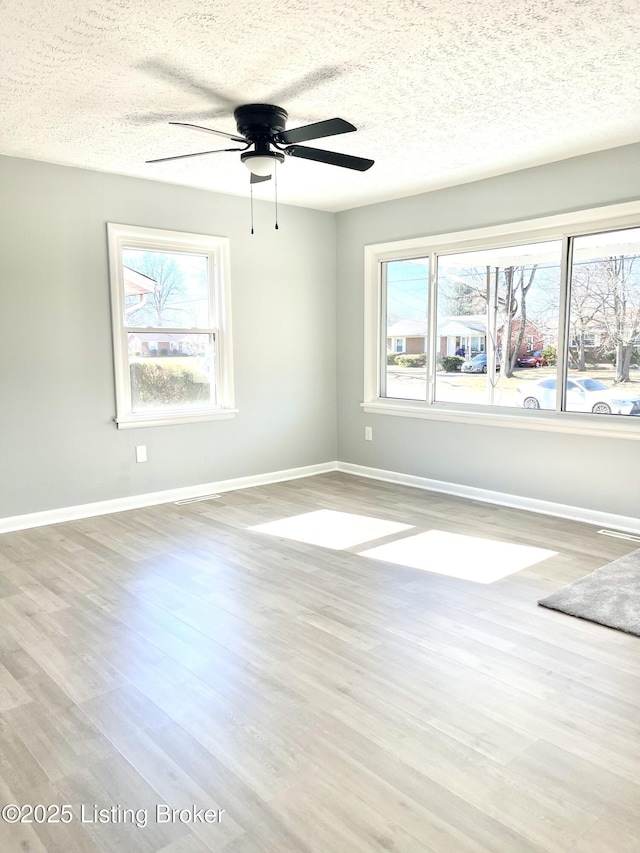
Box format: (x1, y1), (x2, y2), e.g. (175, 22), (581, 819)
(146, 103), (374, 183)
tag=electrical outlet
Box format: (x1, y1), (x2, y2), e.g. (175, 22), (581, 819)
(135, 445), (147, 463)
(365, 426), (373, 441)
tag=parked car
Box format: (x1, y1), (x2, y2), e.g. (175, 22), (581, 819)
(515, 376), (640, 415)
(460, 353), (499, 374)
(517, 350), (548, 368)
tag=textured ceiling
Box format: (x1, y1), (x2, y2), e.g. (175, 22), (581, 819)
(2, 0), (640, 211)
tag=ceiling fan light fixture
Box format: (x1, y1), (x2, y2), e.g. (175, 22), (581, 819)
(241, 151), (285, 176)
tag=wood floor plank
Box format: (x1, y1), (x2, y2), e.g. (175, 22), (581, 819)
(272, 705), (546, 853)
(79, 690), (242, 851)
(147, 721), (313, 853)
(300, 696), (597, 852)
(506, 739), (640, 835)
(1, 698), (113, 782)
(568, 818), (640, 853)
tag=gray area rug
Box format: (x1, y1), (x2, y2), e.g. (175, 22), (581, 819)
(538, 547), (640, 636)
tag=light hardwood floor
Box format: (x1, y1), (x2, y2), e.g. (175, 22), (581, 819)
(0, 472), (639, 853)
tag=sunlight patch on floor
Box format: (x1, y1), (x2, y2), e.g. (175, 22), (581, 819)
(249, 509), (414, 550)
(359, 529), (557, 583)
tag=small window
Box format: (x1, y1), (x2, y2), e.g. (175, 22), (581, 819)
(567, 227), (640, 415)
(570, 333), (597, 348)
(107, 224), (235, 428)
(382, 258), (429, 401)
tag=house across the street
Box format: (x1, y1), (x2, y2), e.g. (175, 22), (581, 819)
(388, 314), (545, 359)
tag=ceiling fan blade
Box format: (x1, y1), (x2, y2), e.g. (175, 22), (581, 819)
(250, 173), (272, 184)
(169, 121), (247, 143)
(266, 65), (342, 106)
(277, 118), (356, 145)
(146, 147), (245, 164)
(137, 59), (237, 108)
(284, 145), (374, 171)
(130, 107), (231, 126)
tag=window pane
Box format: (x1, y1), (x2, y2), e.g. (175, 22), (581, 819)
(128, 333), (215, 412)
(566, 228), (640, 416)
(435, 241), (562, 410)
(123, 249), (209, 328)
(383, 258), (429, 401)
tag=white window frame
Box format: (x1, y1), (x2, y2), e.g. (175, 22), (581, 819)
(107, 223), (236, 429)
(363, 200), (640, 441)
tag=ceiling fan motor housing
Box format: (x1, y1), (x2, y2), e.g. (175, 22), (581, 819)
(233, 104), (288, 143)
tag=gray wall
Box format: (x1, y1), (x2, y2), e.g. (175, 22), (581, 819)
(336, 143), (640, 518)
(0, 156), (336, 518)
(4, 144), (640, 522)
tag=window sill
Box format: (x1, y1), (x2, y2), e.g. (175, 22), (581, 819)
(361, 399), (640, 441)
(115, 409), (238, 429)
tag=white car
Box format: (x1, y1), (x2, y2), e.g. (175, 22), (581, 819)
(516, 376), (640, 415)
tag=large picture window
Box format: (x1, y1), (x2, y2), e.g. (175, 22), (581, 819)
(107, 224), (235, 428)
(364, 203), (640, 437)
(435, 240), (561, 409)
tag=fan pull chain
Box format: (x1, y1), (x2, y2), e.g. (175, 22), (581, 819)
(274, 160), (279, 230)
(250, 182), (254, 235)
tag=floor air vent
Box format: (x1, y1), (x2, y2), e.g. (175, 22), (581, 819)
(174, 494), (220, 505)
(597, 529), (640, 543)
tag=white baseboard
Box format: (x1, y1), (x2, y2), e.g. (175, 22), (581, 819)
(3, 459), (638, 537)
(337, 461), (640, 536)
(0, 462), (338, 534)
